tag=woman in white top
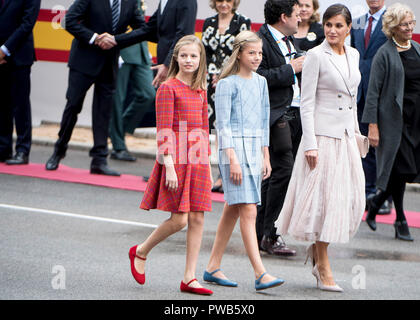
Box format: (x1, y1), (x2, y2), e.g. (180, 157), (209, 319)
(275, 4), (365, 292)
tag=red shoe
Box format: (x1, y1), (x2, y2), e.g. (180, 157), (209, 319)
(180, 278), (213, 295)
(128, 245), (146, 285)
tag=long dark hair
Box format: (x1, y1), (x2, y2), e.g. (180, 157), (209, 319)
(322, 3), (352, 26)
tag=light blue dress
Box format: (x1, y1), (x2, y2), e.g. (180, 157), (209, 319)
(215, 73), (270, 205)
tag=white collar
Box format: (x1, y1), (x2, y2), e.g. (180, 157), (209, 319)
(267, 24), (288, 42)
(368, 6), (386, 21)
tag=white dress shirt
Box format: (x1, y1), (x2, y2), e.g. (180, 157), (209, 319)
(267, 24), (301, 107)
(364, 6), (386, 36)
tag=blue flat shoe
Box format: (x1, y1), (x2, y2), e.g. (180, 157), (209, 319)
(255, 272), (284, 291)
(203, 269), (238, 287)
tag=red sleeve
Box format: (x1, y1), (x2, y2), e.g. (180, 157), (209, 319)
(156, 83), (175, 156)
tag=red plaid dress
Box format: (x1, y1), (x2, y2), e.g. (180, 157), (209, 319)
(140, 78), (212, 213)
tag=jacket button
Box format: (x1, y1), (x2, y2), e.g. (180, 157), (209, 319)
(339, 107), (343, 110)
(338, 94), (342, 98)
(349, 106), (352, 109)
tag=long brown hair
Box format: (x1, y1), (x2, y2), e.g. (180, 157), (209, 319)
(166, 35), (207, 91)
(219, 30), (262, 80)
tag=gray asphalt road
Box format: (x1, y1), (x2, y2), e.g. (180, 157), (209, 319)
(1, 145), (420, 301)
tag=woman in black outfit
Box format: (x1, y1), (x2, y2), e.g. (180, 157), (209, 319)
(363, 4), (419, 241)
(293, 0), (324, 52)
(202, 0), (251, 192)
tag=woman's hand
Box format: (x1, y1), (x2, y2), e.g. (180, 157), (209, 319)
(305, 150), (318, 170)
(368, 123), (380, 148)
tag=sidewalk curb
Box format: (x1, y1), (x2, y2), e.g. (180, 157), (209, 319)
(31, 136), (220, 165)
(31, 137), (157, 160)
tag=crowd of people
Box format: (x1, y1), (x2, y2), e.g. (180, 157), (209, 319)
(1, 0), (419, 295)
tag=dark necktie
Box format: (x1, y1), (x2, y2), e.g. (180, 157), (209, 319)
(282, 36), (292, 55)
(111, 0), (120, 33)
(364, 16), (374, 49)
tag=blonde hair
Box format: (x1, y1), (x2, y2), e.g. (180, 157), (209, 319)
(209, 0), (241, 13)
(309, 0), (320, 23)
(382, 3), (415, 38)
(167, 35), (207, 91)
(219, 30), (262, 80)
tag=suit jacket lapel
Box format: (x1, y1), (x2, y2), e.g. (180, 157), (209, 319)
(104, 0), (112, 24)
(263, 24), (286, 60)
(357, 14), (368, 54)
(118, 0), (129, 30)
(0, 0), (10, 13)
(324, 41), (353, 96)
(160, 0), (170, 18)
(366, 12), (384, 52)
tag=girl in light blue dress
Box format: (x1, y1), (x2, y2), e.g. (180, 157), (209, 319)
(203, 31), (285, 291)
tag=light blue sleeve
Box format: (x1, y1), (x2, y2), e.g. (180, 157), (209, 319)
(262, 77), (270, 147)
(215, 78), (234, 150)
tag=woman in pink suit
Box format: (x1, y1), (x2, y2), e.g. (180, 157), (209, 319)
(275, 4), (365, 292)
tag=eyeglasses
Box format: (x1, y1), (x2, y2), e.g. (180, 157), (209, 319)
(399, 20), (416, 29)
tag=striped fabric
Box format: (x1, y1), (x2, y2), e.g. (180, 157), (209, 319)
(140, 78), (212, 213)
(111, 0), (119, 33)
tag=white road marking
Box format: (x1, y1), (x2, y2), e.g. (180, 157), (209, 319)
(0, 203), (158, 229)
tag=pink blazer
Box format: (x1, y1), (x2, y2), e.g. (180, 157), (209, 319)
(300, 40), (362, 151)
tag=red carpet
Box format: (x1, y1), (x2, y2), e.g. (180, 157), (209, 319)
(0, 163), (225, 203)
(1, 163), (419, 228)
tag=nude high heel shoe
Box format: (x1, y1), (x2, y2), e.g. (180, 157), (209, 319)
(312, 265), (343, 292)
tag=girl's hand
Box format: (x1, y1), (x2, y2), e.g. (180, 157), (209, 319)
(368, 123), (380, 148)
(227, 149), (242, 185)
(262, 157), (272, 180)
(305, 150), (318, 170)
(262, 147), (271, 180)
(209, 163), (214, 187)
(165, 164), (178, 192)
(230, 162), (242, 185)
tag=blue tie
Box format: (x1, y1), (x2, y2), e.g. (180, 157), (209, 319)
(111, 0), (120, 33)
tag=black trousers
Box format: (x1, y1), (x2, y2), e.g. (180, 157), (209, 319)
(256, 112), (302, 240)
(54, 59), (116, 165)
(0, 63), (32, 157)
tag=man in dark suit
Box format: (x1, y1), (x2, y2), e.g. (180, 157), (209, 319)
(109, 0), (156, 162)
(0, 0), (41, 165)
(256, 0), (304, 257)
(351, 0), (390, 213)
(112, 0), (197, 88)
(45, 0), (147, 176)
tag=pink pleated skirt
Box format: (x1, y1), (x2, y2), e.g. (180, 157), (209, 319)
(275, 134), (365, 244)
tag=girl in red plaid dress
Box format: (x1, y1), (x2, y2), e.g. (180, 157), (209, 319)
(128, 35), (213, 295)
